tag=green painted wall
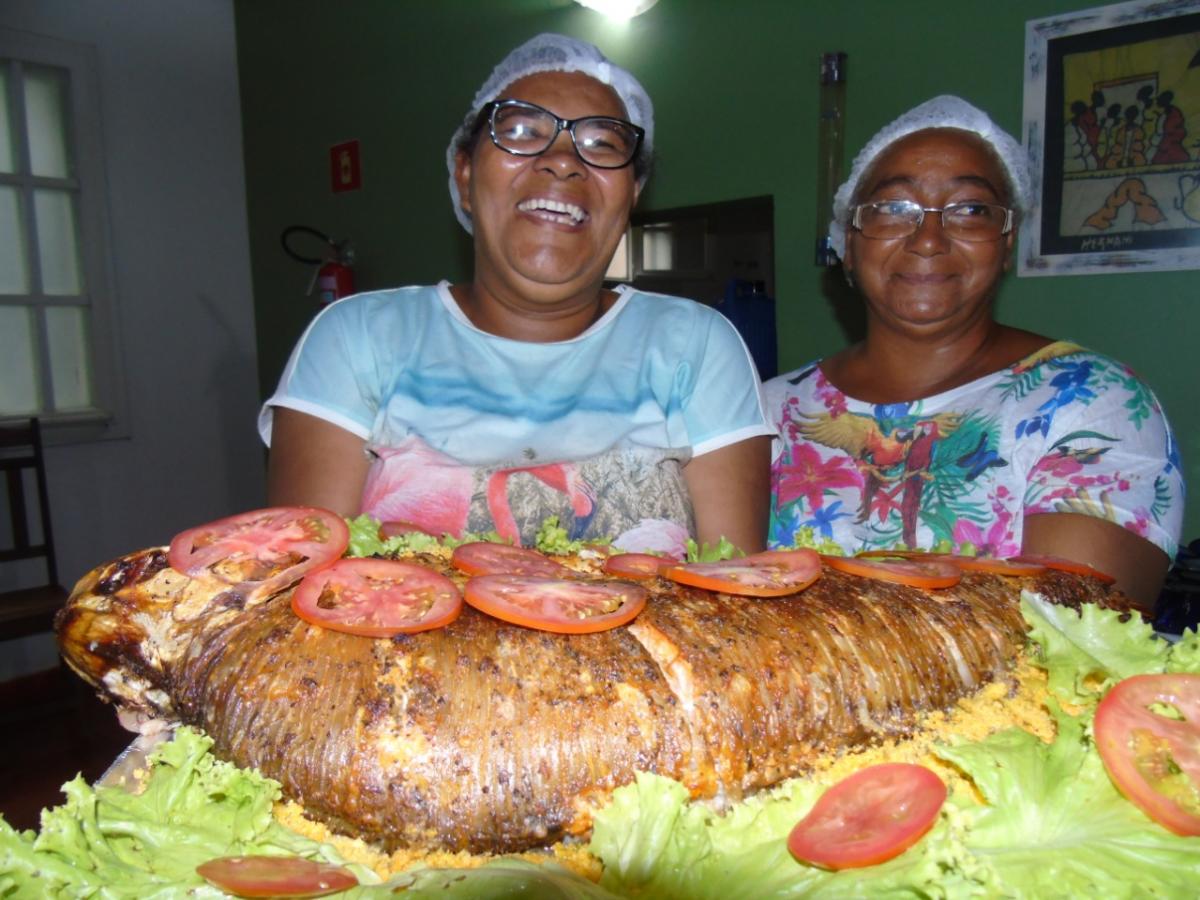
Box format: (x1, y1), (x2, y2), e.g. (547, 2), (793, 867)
(235, 0), (1196, 540)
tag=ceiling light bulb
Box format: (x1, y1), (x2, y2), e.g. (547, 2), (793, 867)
(574, 0), (660, 20)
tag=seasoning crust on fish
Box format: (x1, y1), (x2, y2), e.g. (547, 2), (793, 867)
(56, 547), (1125, 854)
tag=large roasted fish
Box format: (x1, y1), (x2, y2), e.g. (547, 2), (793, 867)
(55, 545), (1124, 854)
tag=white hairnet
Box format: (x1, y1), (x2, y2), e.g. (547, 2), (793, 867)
(829, 95), (1032, 259)
(446, 32), (655, 234)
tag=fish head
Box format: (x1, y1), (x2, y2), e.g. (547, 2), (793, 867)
(56, 547), (228, 721)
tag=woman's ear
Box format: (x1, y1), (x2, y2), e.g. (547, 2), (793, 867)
(454, 150), (473, 217)
(1002, 227), (1016, 272)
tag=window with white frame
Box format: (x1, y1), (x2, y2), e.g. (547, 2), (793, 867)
(0, 29), (122, 437)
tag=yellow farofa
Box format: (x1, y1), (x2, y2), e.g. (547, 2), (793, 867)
(272, 648), (1063, 882)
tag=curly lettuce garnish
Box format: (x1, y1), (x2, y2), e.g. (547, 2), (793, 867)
(535, 516), (610, 556)
(786, 526), (846, 556)
(685, 537), (742, 562)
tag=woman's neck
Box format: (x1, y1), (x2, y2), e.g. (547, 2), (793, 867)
(449, 277), (614, 343)
(823, 320), (1052, 404)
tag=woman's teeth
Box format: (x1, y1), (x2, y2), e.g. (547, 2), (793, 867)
(518, 198), (587, 225)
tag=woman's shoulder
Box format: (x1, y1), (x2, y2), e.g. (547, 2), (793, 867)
(764, 360), (823, 393)
(611, 287), (754, 352)
(307, 284), (450, 336)
(617, 286), (728, 322)
(324, 284), (442, 315)
(762, 361), (828, 414)
(1005, 339), (1152, 386)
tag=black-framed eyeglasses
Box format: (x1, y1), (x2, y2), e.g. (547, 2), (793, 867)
(481, 99), (644, 170)
(850, 199), (1014, 242)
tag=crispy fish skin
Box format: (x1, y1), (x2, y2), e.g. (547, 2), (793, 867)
(56, 550), (1123, 853)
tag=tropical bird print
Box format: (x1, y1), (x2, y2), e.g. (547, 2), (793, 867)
(798, 410), (962, 533)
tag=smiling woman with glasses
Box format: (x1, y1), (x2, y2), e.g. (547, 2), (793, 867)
(259, 33), (773, 560)
(763, 95), (1182, 614)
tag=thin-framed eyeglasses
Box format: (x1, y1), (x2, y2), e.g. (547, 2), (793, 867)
(481, 99), (644, 170)
(850, 199), (1014, 242)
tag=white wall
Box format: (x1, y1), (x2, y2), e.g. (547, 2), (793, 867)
(2, 0), (264, 677)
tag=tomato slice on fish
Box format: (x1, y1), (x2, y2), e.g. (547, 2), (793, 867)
(292, 558), (462, 637)
(787, 763), (947, 870)
(464, 575), (647, 633)
(934, 555), (1048, 576)
(1009, 554), (1116, 584)
(196, 855), (357, 897)
(168, 507), (348, 600)
(451, 541), (571, 577)
(824, 555), (962, 589)
(661, 549), (821, 597)
(1094, 673), (1200, 836)
(603, 552), (674, 580)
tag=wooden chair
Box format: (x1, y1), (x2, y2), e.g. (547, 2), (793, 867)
(0, 418), (69, 640)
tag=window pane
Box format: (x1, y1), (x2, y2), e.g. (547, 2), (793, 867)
(34, 188), (81, 294)
(640, 221), (705, 272)
(25, 64), (71, 179)
(0, 66), (14, 174)
(0, 305), (39, 415)
(46, 305), (92, 410)
(0, 186), (29, 292)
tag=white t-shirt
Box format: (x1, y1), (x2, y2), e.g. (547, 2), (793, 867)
(261, 282), (773, 553)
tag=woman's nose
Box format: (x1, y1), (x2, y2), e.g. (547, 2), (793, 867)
(905, 209), (951, 255)
(537, 129), (587, 178)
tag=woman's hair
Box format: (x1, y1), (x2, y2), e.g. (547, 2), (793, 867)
(828, 95), (1032, 259)
(446, 32), (655, 234)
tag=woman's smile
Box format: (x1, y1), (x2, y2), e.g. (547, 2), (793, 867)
(516, 195), (589, 227)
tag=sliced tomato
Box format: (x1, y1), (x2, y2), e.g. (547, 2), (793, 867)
(787, 763), (947, 870)
(196, 855), (357, 897)
(451, 541), (571, 577)
(168, 507), (348, 601)
(933, 555), (1048, 576)
(823, 555), (962, 589)
(1009, 553), (1117, 584)
(464, 575), (647, 633)
(662, 549), (821, 597)
(1094, 673), (1200, 836)
(603, 552), (674, 580)
(292, 558), (461, 637)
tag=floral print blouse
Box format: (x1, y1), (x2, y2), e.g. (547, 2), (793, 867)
(765, 342), (1183, 557)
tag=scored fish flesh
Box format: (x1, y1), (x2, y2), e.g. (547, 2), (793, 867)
(56, 548), (1124, 854)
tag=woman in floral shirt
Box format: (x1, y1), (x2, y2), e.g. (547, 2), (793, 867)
(766, 97), (1183, 612)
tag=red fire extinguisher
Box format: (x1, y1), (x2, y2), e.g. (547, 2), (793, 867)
(281, 225), (356, 308)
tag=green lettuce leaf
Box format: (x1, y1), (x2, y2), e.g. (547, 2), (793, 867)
(1020, 592), (1174, 703)
(591, 771), (989, 899)
(534, 516), (609, 556)
(936, 703), (1200, 898)
(1165, 627), (1200, 674)
(346, 513), (388, 557)
(392, 859), (621, 898)
(345, 514), (444, 558)
(0, 727), (379, 896)
(685, 537), (742, 562)
(784, 526), (845, 557)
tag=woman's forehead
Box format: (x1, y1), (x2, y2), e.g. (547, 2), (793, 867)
(858, 129), (1008, 199)
(498, 70), (627, 119)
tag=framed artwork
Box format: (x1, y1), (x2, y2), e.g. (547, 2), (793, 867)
(1020, 0), (1200, 276)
